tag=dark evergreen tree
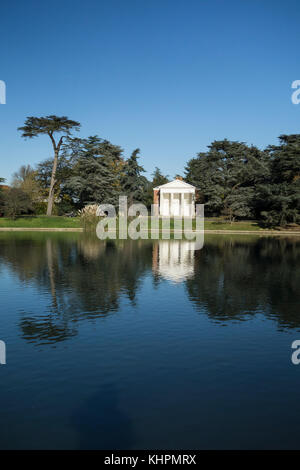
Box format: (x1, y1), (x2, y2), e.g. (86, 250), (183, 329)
(121, 149), (148, 206)
(142, 167), (169, 209)
(65, 136), (124, 207)
(261, 134), (300, 226)
(185, 139), (269, 221)
(152, 167), (169, 187)
(0, 178), (5, 214)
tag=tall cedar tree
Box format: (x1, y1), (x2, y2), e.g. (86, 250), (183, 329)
(18, 116), (80, 216)
(36, 156), (75, 214)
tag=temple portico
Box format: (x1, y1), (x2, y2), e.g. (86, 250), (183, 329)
(153, 179), (196, 217)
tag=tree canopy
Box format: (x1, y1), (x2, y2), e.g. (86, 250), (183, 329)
(152, 167), (169, 187)
(260, 134), (300, 226)
(185, 139), (270, 222)
(121, 148), (148, 206)
(10, 123), (300, 227)
(18, 116), (81, 140)
(64, 136), (124, 207)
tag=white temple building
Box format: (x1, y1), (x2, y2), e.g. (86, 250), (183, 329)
(153, 179), (196, 217)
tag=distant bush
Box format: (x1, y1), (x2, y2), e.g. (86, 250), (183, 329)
(3, 188), (32, 219)
(32, 201), (47, 215)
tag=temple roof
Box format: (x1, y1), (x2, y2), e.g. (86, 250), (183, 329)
(153, 178), (196, 191)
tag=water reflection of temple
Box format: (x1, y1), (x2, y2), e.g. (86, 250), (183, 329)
(152, 240), (195, 283)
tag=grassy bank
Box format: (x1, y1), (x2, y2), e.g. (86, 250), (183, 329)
(204, 219), (261, 231)
(0, 215), (299, 233)
(0, 216), (81, 228)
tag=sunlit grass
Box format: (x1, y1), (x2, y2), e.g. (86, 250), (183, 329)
(0, 216), (81, 228)
(0, 215), (297, 231)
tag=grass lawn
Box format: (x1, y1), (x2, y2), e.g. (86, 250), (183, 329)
(0, 215), (298, 232)
(203, 219), (262, 231)
(0, 216), (81, 228)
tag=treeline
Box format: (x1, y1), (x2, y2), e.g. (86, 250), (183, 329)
(0, 115), (299, 227)
(0, 115), (169, 219)
(185, 136), (300, 227)
(0, 149), (167, 218)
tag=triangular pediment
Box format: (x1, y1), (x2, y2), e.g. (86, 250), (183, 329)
(154, 179), (195, 190)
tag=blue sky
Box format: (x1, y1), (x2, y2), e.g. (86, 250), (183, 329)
(1, 0), (300, 182)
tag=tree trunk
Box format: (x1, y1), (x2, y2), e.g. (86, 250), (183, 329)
(47, 149), (58, 216)
(46, 238), (58, 310)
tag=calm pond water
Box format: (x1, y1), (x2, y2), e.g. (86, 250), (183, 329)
(0, 233), (300, 449)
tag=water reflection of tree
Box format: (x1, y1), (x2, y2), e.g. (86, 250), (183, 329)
(0, 234), (152, 344)
(0, 234), (299, 344)
(186, 236), (300, 329)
